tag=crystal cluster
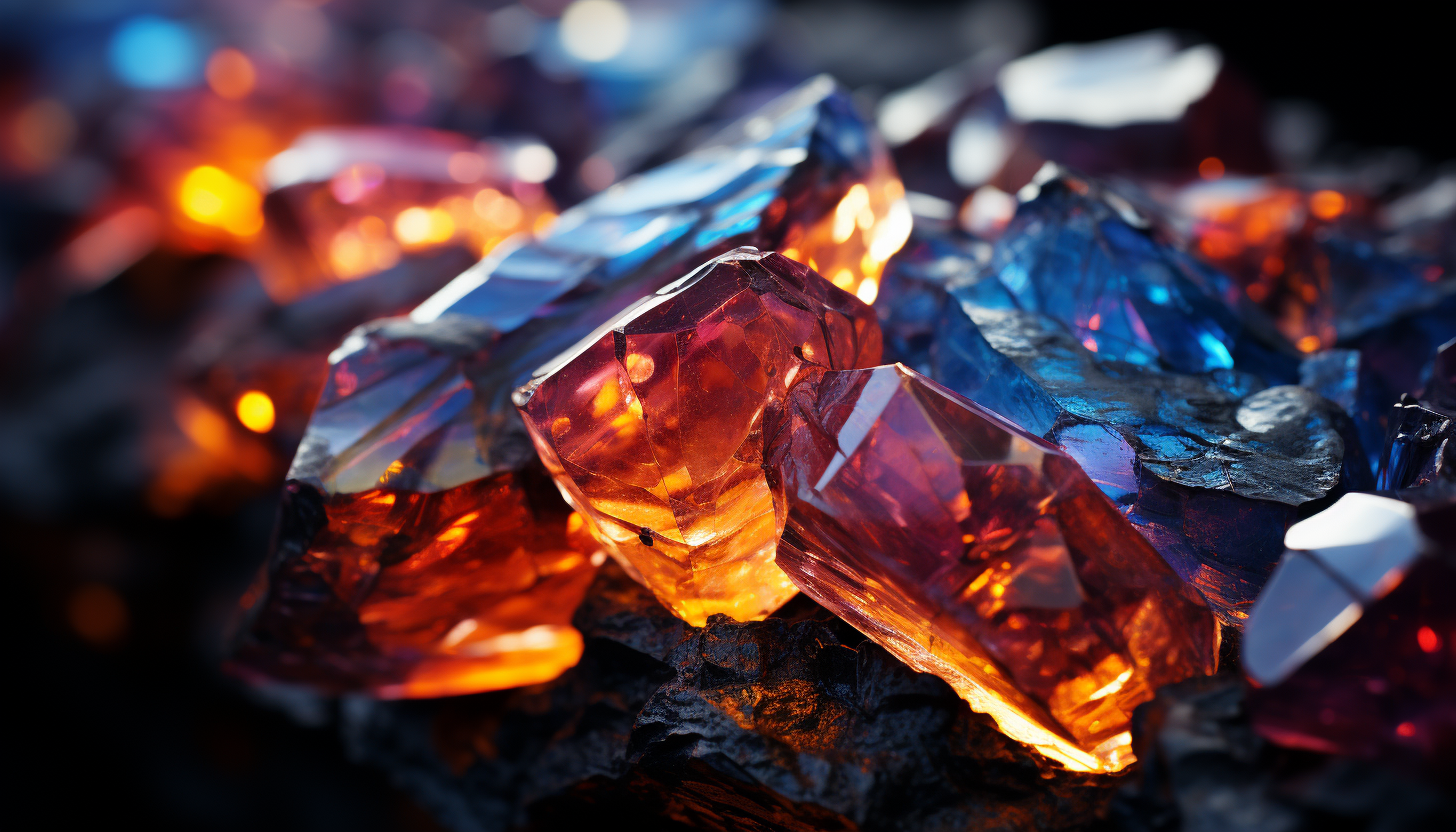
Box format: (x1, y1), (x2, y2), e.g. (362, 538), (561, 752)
(229, 76), (909, 696)
(768, 364), (1218, 771)
(182, 25), (1456, 787)
(516, 248), (881, 625)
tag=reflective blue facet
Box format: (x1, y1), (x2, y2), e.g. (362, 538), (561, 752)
(983, 169), (1299, 382)
(904, 232), (1353, 624)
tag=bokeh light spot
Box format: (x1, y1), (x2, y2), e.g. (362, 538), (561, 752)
(236, 391), (276, 433)
(109, 16), (202, 89)
(560, 0), (631, 63)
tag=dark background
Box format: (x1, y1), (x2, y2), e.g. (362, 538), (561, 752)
(7, 2), (1450, 830)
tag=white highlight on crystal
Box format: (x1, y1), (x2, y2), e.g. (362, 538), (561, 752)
(998, 31), (1222, 128)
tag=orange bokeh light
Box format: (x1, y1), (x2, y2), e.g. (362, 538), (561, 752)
(1198, 157), (1225, 180)
(236, 390), (276, 433)
(206, 48), (257, 100)
(178, 165), (264, 237)
(1309, 190), (1347, 221)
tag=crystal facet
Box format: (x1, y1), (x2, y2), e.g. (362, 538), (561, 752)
(228, 473), (598, 698)
(233, 77), (908, 694)
(931, 295), (1355, 624)
(1244, 493), (1455, 766)
(768, 364), (1218, 772)
(976, 167), (1298, 381)
(516, 248), (882, 625)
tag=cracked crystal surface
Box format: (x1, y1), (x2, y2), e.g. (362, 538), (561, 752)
(516, 248), (882, 625)
(768, 363), (1218, 772)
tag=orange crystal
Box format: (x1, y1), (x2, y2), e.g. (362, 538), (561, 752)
(228, 470), (598, 698)
(769, 364), (1219, 771)
(515, 248), (882, 625)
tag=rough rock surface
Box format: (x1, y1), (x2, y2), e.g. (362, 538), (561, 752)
(340, 562), (1123, 831)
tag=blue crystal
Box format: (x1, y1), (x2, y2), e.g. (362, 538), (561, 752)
(980, 167), (1299, 383)
(891, 225), (1357, 625)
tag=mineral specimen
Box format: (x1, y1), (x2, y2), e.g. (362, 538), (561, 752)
(1375, 338), (1455, 490)
(228, 472), (599, 698)
(1243, 493), (1456, 768)
(932, 297), (1354, 624)
(766, 363), (1219, 772)
(232, 76), (909, 696)
(976, 166), (1298, 381)
(516, 248), (882, 625)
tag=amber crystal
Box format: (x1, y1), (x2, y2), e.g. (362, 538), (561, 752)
(515, 248), (882, 625)
(767, 364), (1219, 772)
(228, 470), (598, 698)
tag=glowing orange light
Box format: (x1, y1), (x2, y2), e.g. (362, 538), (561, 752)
(1418, 625), (1441, 653)
(1198, 157), (1225, 180)
(1082, 336), (1099, 352)
(394, 206), (455, 246)
(206, 48), (256, 100)
(236, 391), (276, 433)
(178, 165), (263, 236)
(1309, 190), (1347, 221)
(1296, 335), (1322, 353)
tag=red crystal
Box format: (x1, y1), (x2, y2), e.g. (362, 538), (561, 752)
(768, 364), (1219, 771)
(228, 471), (598, 698)
(515, 248), (882, 625)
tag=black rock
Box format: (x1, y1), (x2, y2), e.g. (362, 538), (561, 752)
(1114, 676), (1456, 832)
(339, 563), (1123, 831)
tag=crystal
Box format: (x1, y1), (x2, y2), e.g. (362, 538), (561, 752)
(257, 127), (556, 303)
(516, 248), (882, 625)
(1377, 395), (1454, 491)
(977, 166), (1298, 381)
(930, 289), (1357, 625)
(1244, 493), (1456, 766)
(767, 363), (1218, 772)
(234, 76), (908, 694)
(227, 473), (599, 698)
(1242, 493), (1424, 686)
(1180, 178), (1456, 351)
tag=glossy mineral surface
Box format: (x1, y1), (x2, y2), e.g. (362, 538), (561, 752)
(517, 248), (882, 625)
(769, 364), (1218, 771)
(233, 76), (907, 695)
(228, 473), (598, 698)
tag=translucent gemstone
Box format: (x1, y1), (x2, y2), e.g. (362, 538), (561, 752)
(228, 473), (598, 698)
(1245, 493), (1456, 765)
(979, 166), (1298, 381)
(257, 127), (555, 303)
(516, 248), (882, 625)
(927, 293), (1355, 625)
(768, 364), (1218, 772)
(234, 77), (907, 695)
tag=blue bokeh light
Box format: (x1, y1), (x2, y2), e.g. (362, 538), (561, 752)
(108, 15), (201, 89)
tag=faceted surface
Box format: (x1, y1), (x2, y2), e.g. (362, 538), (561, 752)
(929, 294), (1356, 625)
(1247, 555), (1456, 767)
(1242, 493), (1425, 687)
(228, 472), (598, 698)
(976, 166), (1298, 381)
(767, 364), (1218, 772)
(236, 77), (907, 694)
(258, 127), (555, 303)
(516, 248), (882, 625)
(1377, 396), (1455, 491)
